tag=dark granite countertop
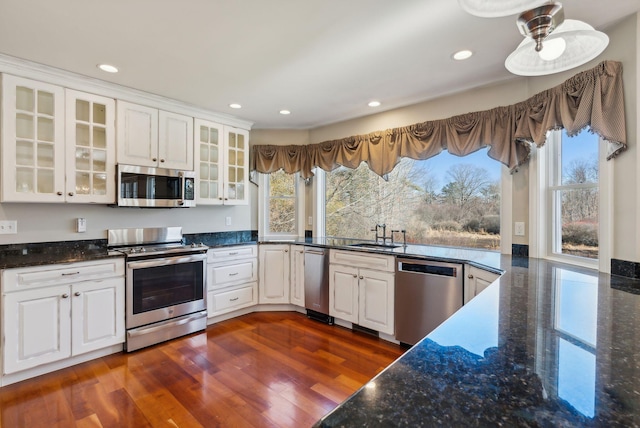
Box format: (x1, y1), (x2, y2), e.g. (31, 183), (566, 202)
(315, 255), (640, 427)
(0, 240), (123, 269)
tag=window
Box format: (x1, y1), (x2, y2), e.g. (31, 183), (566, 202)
(322, 149), (505, 251)
(532, 129), (611, 271)
(258, 170), (305, 239)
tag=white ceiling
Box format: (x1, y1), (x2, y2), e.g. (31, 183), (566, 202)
(0, 0), (638, 129)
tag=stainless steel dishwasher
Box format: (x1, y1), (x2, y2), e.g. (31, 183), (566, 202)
(304, 247), (334, 324)
(395, 258), (463, 345)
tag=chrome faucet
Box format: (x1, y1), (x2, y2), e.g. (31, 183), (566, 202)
(371, 223), (388, 244)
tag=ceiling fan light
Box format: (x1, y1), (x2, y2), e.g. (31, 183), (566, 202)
(505, 20), (609, 76)
(458, 0), (548, 18)
(538, 37), (566, 61)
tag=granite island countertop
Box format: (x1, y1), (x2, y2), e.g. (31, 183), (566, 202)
(315, 254), (640, 427)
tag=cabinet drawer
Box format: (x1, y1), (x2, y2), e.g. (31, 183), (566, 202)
(207, 245), (257, 262)
(208, 283), (257, 315)
(330, 250), (395, 272)
(208, 259), (257, 289)
(2, 258), (125, 293)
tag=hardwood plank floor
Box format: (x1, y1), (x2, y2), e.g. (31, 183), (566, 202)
(0, 312), (405, 427)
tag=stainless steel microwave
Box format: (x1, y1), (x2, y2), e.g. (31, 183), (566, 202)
(117, 164), (196, 207)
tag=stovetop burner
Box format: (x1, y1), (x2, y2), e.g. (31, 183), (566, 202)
(108, 227), (207, 258)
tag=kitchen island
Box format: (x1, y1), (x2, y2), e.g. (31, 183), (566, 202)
(315, 254), (640, 427)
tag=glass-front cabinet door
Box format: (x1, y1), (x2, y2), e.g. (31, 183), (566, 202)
(65, 89), (115, 203)
(1, 74), (65, 202)
(224, 127), (249, 205)
(194, 118), (224, 205)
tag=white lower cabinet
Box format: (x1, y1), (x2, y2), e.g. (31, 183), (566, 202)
(464, 265), (501, 305)
(329, 250), (395, 335)
(1, 259), (125, 376)
(207, 245), (258, 317)
(258, 244), (290, 304)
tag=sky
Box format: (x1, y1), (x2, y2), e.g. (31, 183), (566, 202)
(414, 129), (599, 191)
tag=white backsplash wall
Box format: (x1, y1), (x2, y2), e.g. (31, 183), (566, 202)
(0, 184), (258, 244)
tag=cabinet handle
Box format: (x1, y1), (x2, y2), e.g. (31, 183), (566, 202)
(74, 291), (81, 297)
(61, 293), (69, 299)
(229, 272), (238, 276)
(57, 191), (63, 196)
(229, 252), (238, 255)
(61, 271), (80, 276)
(230, 297), (239, 302)
(468, 274), (474, 279)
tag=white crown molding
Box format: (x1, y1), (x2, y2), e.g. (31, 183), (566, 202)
(0, 53), (253, 130)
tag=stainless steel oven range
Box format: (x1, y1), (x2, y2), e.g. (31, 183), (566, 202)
(108, 227), (208, 352)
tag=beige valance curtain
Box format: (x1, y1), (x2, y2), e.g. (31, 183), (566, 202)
(251, 60), (627, 178)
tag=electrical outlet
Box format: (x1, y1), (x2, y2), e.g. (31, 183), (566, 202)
(308, 216), (313, 226)
(225, 216), (232, 226)
(0, 220), (18, 234)
(515, 222), (525, 236)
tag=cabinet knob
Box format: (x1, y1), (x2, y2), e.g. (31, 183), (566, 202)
(284, 249), (288, 253)
(160, 159), (165, 163)
(468, 274), (474, 279)
(68, 192), (74, 197)
(74, 291), (81, 297)
(61, 293), (69, 299)
(219, 197), (223, 200)
(353, 274), (357, 278)
(57, 191), (63, 196)
(359, 275), (364, 280)
(152, 158), (157, 162)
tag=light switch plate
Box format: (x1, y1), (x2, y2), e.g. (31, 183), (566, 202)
(0, 220), (17, 234)
(515, 222), (525, 236)
(76, 218), (87, 233)
(225, 216), (232, 226)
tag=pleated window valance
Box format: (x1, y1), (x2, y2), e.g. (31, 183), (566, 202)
(251, 60), (626, 178)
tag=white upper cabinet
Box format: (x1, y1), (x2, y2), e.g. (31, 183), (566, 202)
(194, 119), (249, 205)
(1, 75), (116, 204)
(1, 74), (65, 202)
(117, 101), (194, 170)
(65, 89), (116, 203)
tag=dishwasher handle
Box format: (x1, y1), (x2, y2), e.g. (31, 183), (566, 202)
(397, 260), (460, 277)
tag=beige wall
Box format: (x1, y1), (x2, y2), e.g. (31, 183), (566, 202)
(252, 13), (639, 263)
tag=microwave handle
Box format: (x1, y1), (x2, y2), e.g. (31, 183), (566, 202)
(178, 171), (185, 206)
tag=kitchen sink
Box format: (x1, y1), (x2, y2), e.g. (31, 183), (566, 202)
(348, 242), (400, 250)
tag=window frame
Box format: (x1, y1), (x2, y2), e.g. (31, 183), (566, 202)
(258, 171), (306, 240)
(529, 130), (612, 272)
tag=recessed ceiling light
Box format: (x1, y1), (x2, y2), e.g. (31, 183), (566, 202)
(368, 101), (381, 107)
(452, 50), (473, 61)
(229, 103), (242, 109)
(97, 64), (119, 73)
(279, 110), (291, 115)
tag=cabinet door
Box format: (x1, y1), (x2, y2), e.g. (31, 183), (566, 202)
(223, 127), (249, 205)
(465, 266), (500, 304)
(2, 285), (71, 374)
(329, 264), (359, 324)
(158, 110), (193, 170)
(359, 269), (395, 335)
(65, 90), (116, 203)
(116, 101), (158, 167)
(1, 75), (65, 202)
(71, 277), (125, 356)
(258, 245), (290, 304)
(194, 119), (224, 205)
(290, 245), (305, 307)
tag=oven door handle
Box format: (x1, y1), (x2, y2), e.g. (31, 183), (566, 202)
(127, 311), (207, 338)
(127, 253), (207, 269)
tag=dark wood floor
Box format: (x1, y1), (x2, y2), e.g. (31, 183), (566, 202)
(0, 311), (405, 427)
